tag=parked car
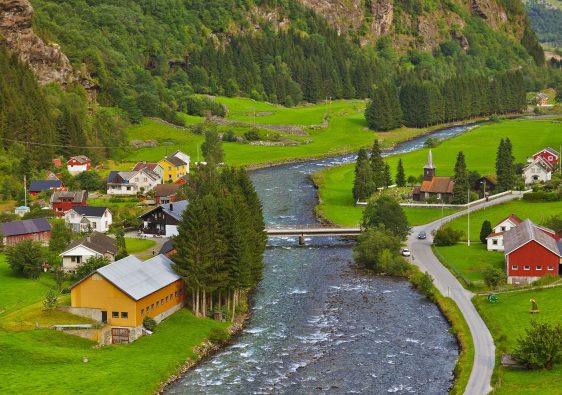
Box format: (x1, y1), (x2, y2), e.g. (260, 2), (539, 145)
(417, 231), (426, 239)
(401, 248), (411, 257)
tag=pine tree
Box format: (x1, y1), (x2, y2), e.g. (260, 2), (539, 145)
(201, 129), (224, 165)
(496, 138), (515, 192)
(115, 228), (128, 260)
(383, 163), (392, 188)
(480, 220), (493, 244)
(370, 140), (385, 189)
(452, 151), (469, 204)
(353, 148), (375, 201)
(396, 159), (406, 187)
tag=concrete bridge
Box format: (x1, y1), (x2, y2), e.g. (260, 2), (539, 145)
(265, 225), (362, 245)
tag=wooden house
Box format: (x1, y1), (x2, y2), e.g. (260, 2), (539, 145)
(67, 155), (91, 175)
(50, 190), (88, 217)
(139, 200), (188, 237)
(60, 232), (117, 273)
(532, 147), (559, 166)
(0, 218), (51, 246)
(154, 184), (180, 205)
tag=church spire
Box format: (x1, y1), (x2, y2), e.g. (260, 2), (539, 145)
(423, 149), (436, 181)
(424, 149), (434, 169)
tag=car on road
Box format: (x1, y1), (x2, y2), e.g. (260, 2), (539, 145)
(417, 231), (426, 239)
(401, 248), (411, 257)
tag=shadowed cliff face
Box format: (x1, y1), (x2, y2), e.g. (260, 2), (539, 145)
(0, 0), (76, 85)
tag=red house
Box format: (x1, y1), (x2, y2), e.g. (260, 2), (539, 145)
(0, 218), (51, 246)
(532, 147), (559, 166)
(50, 190), (88, 217)
(504, 219), (561, 284)
(154, 184), (180, 205)
(67, 155), (91, 175)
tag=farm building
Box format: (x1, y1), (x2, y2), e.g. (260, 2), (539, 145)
(29, 180), (64, 196)
(60, 232), (117, 273)
(504, 219), (561, 284)
(0, 218), (51, 246)
(69, 254), (185, 343)
(50, 190), (88, 217)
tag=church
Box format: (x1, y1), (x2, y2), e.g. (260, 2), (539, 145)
(412, 150), (455, 203)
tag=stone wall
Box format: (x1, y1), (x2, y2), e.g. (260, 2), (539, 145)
(59, 306), (102, 322)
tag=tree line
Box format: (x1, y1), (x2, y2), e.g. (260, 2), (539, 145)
(366, 71), (527, 130)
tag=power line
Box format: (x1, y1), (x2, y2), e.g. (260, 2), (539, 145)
(0, 137), (129, 149)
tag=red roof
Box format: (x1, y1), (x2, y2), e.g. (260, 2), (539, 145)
(133, 162), (160, 172)
(153, 184), (180, 197)
(419, 176), (454, 194)
(495, 214), (523, 228)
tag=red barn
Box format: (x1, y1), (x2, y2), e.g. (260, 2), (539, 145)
(532, 147), (559, 166)
(50, 190), (88, 217)
(504, 219), (561, 284)
(0, 218), (51, 246)
(67, 155), (91, 175)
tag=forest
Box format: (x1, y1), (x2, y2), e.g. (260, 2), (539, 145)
(28, 0), (549, 123)
(526, 0), (562, 46)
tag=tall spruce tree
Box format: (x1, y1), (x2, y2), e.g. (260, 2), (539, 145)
(383, 163), (392, 188)
(353, 148), (375, 201)
(496, 138), (515, 192)
(370, 140), (386, 189)
(452, 151), (469, 204)
(396, 159), (406, 187)
(201, 129), (224, 165)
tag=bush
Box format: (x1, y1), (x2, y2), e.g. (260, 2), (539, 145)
(433, 227), (464, 246)
(209, 327), (229, 344)
(410, 270), (436, 301)
(143, 316), (157, 331)
(514, 321), (562, 370)
(483, 267), (505, 288)
(523, 191), (561, 202)
(222, 130), (237, 142)
(244, 129), (260, 141)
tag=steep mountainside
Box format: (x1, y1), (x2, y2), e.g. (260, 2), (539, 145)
(0, 0), (547, 125)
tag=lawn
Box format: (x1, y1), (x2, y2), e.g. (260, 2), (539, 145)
(474, 286), (562, 394)
(125, 237), (157, 254)
(313, 164), (458, 226)
(445, 200), (562, 241)
(0, 309), (227, 394)
(434, 244), (504, 289)
(88, 197), (140, 208)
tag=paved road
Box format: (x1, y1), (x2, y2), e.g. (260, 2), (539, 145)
(407, 193), (522, 395)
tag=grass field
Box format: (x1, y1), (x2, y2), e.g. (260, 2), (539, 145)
(313, 118), (562, 227)
(0, 254), (228, 394)
(445, 200), (562, 241)
(434, 244), (504, 289)
(125, 237), (157, 254)
(474, 286), (562, 394)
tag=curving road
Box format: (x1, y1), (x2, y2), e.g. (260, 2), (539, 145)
(407, 193), (522, 395)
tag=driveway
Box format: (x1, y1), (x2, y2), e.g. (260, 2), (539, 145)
(407, 193), (521, 395)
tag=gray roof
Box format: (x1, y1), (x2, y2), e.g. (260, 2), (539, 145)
(164, 156), (187, 167)
(92, 254), (181, 301)
(107, 169), (160, 184)
(70, 206), (109, 217)
(139, 200), (189, 221)
(29, 180), (62, 192)
(524, 157), (552, 172)
(504, 219), (560, 256)
(0, 218), (51, 237)
(50, 190), (87, 204)
(68, 155), (90, 164)
(62, 232), (117, 256)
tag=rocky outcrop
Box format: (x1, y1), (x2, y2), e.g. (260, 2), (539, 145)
(0, 0), (76, 85)
(369, 0), (394, 38)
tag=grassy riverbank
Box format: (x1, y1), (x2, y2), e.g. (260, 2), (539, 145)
(312, 117), (562, 227)
(0, 256), (227, 394)
(474, 286), (562, 394)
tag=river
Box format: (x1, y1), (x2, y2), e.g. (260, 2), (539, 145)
(166, 124), (475, 394)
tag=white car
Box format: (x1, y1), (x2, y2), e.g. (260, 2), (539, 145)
(401, 248), (411, 257)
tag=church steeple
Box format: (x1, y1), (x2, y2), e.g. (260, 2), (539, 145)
(423, 149), (435, 181)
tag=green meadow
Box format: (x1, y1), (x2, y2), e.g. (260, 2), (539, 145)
(474, 286), (562, 394)
(313, 118), (562, 227)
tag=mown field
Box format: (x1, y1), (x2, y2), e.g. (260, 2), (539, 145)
(0, 256), (226, 394)
(474, 286), (562, 394)
(123, 97), (430, 168)
(313, 118), (562, 227)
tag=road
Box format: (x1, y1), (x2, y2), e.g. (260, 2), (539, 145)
(407, 193), (522, 395)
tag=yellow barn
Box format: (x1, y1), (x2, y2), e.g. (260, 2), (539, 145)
(70, 254), (185, 343)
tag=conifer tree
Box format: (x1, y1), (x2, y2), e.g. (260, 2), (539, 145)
(370, 140), (386, 189)
(353, 148), (375, 201)
(396, 159), (406, 187)
(202, 129), (224, 165)
(383, 163), (392, 188)
(452, 151), (469, 204)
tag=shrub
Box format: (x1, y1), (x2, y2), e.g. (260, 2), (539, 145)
(523, 191), (561, 202)
(43, 288), (59, 310)
(222, 130), (237, 142)
(244, 129), (260, 141)
(483, 267), (505, 288)
(433, 227), (464, 246)
(480, 220), (492, 244)
(410, 270), (436, 301)
(143, 316), (157, 331)
(514, 321), (562, 370)
(209, 327), (229, 344)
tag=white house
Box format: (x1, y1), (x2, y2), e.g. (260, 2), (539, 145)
(65, 206), (112, 233)
(486, 214), (523, 251)
(171, 151), (190, 174)
(60, 232), (117, 273)
(139, 200), (189, 237)
(522, 157), (553, 185)
(66, 155), (91, 175)
(132, 161), (165, 180)
(106, 169), (161, 195)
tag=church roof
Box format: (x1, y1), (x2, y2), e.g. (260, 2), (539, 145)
(419, 176), (454, 194)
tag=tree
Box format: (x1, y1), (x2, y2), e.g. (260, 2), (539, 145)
(201, 129), (224, 165)
(49, 221), (73, 254)
(362, 196), (409, 239)
(396, 159), (406, 187)
(433, 227), (464, 246)
(483, 267), (504, 288)
(370, 140), (386, 188)
(480, 220), (493, 244)
(6, 240), (43, 279)
(352, 149), (375, 201)
(114, 228), (128, 260)
(496, 138), (515, 192)
(74, 255), (112, 280)
(407, 175), (417, 186)
(452, 151), (469, 204)
(43, 288), (59, 309)
(542, 216), (562, 235)
(514, 321), (562, 370)
(383, 163), (392, 188)
(353, 227), (402, 271)
(75, 171), (103, 191)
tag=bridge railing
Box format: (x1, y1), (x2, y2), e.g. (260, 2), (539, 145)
(265, 224), (360, 230)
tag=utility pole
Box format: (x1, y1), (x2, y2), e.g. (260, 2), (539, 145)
(23, 175), (27, 208)
(467, 187), (471, 247)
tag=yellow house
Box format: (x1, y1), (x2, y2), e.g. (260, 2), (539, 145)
(158, 155), (188, 183)
(70, 254), (185, 342)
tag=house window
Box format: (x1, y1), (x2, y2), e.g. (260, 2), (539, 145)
(141, 309), (145, 316)
(112, 312), (119, 318)
(127, 186), (131, 191)
(536, 265), (542, 270)
(57, 208), (63, 212)
(548, 156), (553, 161)
(144, 177), (148, 182)
(492, 240), (498, 245)
(511, 265), (518, 270)
(121, 312), (128, 318)
(170, 293), (173, 299)
(92, 222), (97, 229)
(70, 256), (82, 264)
(501, 226), (506, 231)
(165, 296), (169, 303)
(548, 266), (554, 271)
(524, 265), (531, 271)
(161, 298), (164, 305)
(168, 174), (172, 179)
(151, 304), (154, 311)
(168, 166), (172, 171)
(156, 301), (160, 307)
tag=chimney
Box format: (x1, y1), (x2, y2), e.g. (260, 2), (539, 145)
(86, 236), (91, 243)
(169, 203), (173, 211)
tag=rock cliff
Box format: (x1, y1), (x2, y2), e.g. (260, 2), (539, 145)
(0, 0), (76, 85)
